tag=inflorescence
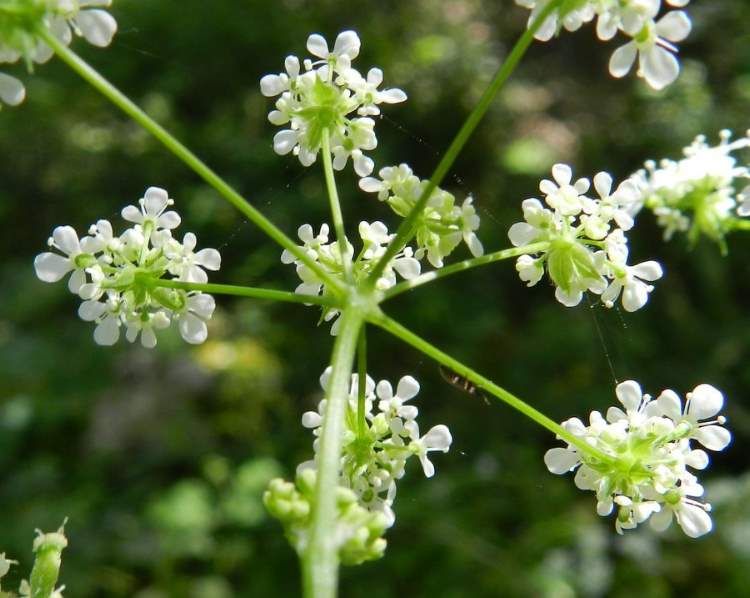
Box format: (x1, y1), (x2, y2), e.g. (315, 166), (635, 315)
(508, 163), (663, 311)
(629, 129), (750, 251)
(264, 369), (452, 564)
(0, 0), (117, 107)
(515, 0), (692, 90)
(546, 380), (731, 537)
(260, 30), (406, 176)
(34, 187), (221, 347)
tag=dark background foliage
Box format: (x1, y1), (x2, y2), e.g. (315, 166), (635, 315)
(1, 1), (749, 596)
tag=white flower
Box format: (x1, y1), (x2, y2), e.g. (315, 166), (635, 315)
(407, 423), (453, 478)
(34, 225), (101, 293)
(655, 384), (732, 451)
(164, 232), (221, 283)
(600, 259), (663, 312)
(345, 67), (407, 116)
(649, 480), (713, 538)
(121, 186), (181, 231)
(306, 30), (361, 73)
(540, 163), (590, 216)
(609, 11), (692, 90)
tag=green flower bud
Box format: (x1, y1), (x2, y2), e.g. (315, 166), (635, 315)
(29, 521), (68, 598)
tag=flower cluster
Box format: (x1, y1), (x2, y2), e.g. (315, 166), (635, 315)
(260, 30), (406, 176)
(281, 221), (421, 333)
(515, 0), (692, 90)
(34, 187), (220, 347)
(546, 380), (731, 537)
(265, 369), (452, 563)
(508, 164), (662, 311)
(629, 130), (750, 251)
(0, 0), (117, 107)
(360, 163), (484, 267)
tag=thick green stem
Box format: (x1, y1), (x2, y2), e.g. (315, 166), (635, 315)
(383, 242), (550, 301)
(321, 129), (352, 280)
(370, 312), (613, 464)
(152, 279), (337, 307)
(303, 309), (364, 598)
(365, 0), (564, 288)
(357, 325), (368, 438)
(37, 26), (343, 296)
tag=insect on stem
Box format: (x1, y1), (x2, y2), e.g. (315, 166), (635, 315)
(439, 365), (490, 405)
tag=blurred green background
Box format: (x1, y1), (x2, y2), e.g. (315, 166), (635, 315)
(1, 0), (750, 596)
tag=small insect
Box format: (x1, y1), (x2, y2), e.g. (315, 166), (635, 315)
(439, 365), (490, 404)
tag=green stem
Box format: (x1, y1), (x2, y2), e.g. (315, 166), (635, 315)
(728, 217), (750, 231)
(303, 309), (364, 598)
(383, 242), (550, 301)
(365, 0), (564, 288)
(37, 26), (344, 297)
(357, 325), (368, 438)
(370, 312), (613, 464)
(321, 128), (352, 280)
(152, 279), (337, 307)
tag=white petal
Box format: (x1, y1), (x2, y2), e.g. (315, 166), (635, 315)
(593, 172), (613, 198)
(121, 205), (143, 223)
(94, 315), (120, 345)
(694, 426), (731, 451)
(158, 211), (181, 230)
(393, 257), (420, 280)
(419, 454), (435, 478)
(686, 449), (709, 469)
(76, 9), (118, 47)
(179, 313), (208, 344)
(641, 46), (679, 91)
(301, 411), (322, 428)
(0, 73), (25, 106)
(188, 293), (216, 318)
(656, 389), (683, 421)
(143, 187), (169, 215)
(260, 74), (287, 97)
(649, 507), (673, 532)
(687, 384), (723, 420)
(376, 380), (393, 400)
(656, 11), (692, 43)
(306, 34), (329, 59)
(78, 300), (106, 321)
(422, 425), (452, 451)
(194, 248), (221, 270)
(380, 88), (407, 103)
(544, 447), (580, 474)
(359, 177), (384, 194)
(396, 376), (419, 401)
(34, 253), (72, 282)
(615, 380), (642, 411)
(622, 280), (651, 312)
(141, 328), (158, 349)
(53, 226), (81, 256)
(630, 261), (663, 281)
(609, 42), (637, 78)
(676, 503), (712, 538)
(273, 129), (298, 155)
(333, 30), (361, 59)
(68, 268), (87, 294)
(508, 222), (538, 247)
(552, 164), (572, 187)
(555, 286), (583, 307)
(353, 152), (374, 177)
(465, 233), (484, 257)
